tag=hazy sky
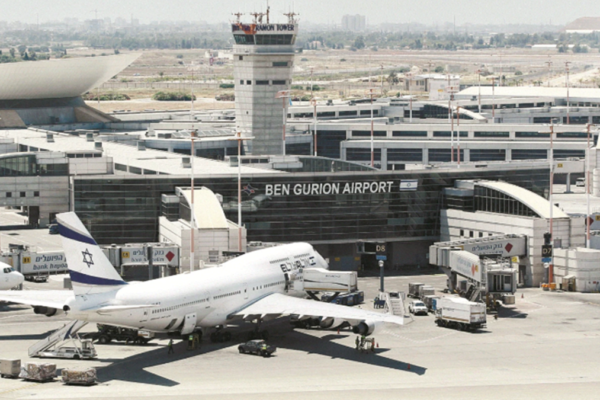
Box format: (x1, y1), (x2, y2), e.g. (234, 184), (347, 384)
(0, 0), (597, 26)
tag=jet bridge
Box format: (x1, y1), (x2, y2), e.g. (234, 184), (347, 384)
(429, 234), (527, 303)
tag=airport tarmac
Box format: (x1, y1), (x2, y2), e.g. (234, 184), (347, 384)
(2, 273), (600, 400)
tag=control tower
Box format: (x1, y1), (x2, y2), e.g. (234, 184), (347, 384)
(232, 10), (298, 155)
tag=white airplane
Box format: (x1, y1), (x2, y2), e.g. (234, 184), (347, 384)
(0, 212), (402, 340)
(0, 262), (24, 290)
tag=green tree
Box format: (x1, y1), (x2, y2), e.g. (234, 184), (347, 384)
(9, 48), (15, 58)
(354, 36), (365, 49)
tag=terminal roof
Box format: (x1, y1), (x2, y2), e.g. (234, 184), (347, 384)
(477, 180), (568, 219)
(2, 129), (281, 176)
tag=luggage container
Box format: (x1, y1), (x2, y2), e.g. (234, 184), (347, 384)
(418, 285), (435, 300)
(0, 359), (20, 378)
(408, 283), (424, 298)
(18, 363), (56, 382)
(61, 368), (97, 386)
(422, 295), (440, 312)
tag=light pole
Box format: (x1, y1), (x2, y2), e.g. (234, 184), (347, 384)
(585, 124), (596, 248)
(187, 62), (200, 118)
(190, 134), (196, 272)
(565, 61), (571, 125)
(540, 123), (556, 283)
(545, 58), (552, 88)
(456, 105), (461, 168)
(407, 72), (413, 122)
(491, 76), (497, 123)
(311, 98), (318, 156)
(380, 64), (384, 96)
(275, 90), (291, 156)
(477, 69), (482, 114)
(228, 131), (254, 252)
(368, 88), (376, 168)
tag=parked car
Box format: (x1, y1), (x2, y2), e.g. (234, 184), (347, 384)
(238, 340), (276, 357)
(409, 300), (428, 316)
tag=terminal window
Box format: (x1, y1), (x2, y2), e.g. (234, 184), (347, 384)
(5, 192), (10, 198)
(273, 61), (288, 67)
(20, 192), (25, 197)
(255, 34), (295, 45)
(234, 35), (255, 44)
(272, 80), (286, 85)
(256, 80), (269, 85)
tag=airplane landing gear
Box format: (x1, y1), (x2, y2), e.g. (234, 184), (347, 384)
(210, 327), (232, 343)
(247, 317), (269, 340)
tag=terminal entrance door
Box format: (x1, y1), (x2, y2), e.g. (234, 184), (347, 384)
(28, 206), (39, 227)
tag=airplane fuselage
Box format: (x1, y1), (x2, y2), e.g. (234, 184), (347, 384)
(67, 243), (326, 332)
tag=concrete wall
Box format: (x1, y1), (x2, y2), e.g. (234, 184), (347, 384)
(0, 175), (69, 226)
(159, 217), (246, 271)
(554, 247), (600, 292)
(234, 47), (294, 155)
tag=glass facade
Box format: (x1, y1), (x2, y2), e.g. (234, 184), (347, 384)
(470, 149), (506, 162)
(73, 167), (549, 245)
(473, 186), (538, 217)
(0, 154), (68, 177)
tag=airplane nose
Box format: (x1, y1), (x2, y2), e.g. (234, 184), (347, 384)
(13, 272), (24, 285)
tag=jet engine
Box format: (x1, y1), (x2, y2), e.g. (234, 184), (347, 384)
(33, 306), (64, 317)
(352, 320), (384, 336)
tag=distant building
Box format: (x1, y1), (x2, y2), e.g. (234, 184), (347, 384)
(565, 17), (600, 34)
(341, 15), (366, 32)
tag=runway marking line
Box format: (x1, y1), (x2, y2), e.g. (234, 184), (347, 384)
(0, 382), (40, 395)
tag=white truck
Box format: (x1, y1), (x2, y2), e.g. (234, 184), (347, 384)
(435, 297), (486, 332)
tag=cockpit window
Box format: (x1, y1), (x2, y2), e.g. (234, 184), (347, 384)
(3, 267), (14, 273)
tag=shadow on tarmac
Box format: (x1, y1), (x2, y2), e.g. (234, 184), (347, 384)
(279, 329), (427, 376)
(93, 321), (426, 386)
(95, 340), (213, 387)
(0, 330), (55, 341)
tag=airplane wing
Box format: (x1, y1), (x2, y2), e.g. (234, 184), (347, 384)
(230, 293), (403, 326)
(0, 290), (73, 309)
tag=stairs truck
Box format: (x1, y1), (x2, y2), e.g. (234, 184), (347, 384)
(435, 297), (486, 332)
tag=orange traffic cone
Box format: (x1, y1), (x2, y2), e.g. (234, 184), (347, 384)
(407, 364), (411, 371)
(337, 328), (340, 334)
(521, 293), (524, 299)
(376, 342), (379, 348)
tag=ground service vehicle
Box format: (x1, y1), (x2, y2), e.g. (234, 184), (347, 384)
(576, 178), (585, 187)
(409, 300), (428, 316)
(82, 324), (153, 345)
(238, 340), (276, 357)
(435, 297), (486, 332)
(38, 339), (97, 360)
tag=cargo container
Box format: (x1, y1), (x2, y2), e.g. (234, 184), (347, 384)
(418, 285), (435, 300)
(422, 295), (440, 312)
(0, 359), (20, 378)
(408, 283), (424, 298)
(435, 297), (486, 332)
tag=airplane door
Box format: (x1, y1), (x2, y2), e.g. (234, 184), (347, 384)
(243, 283), (249, 300)
(181, 313), (197, 335)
